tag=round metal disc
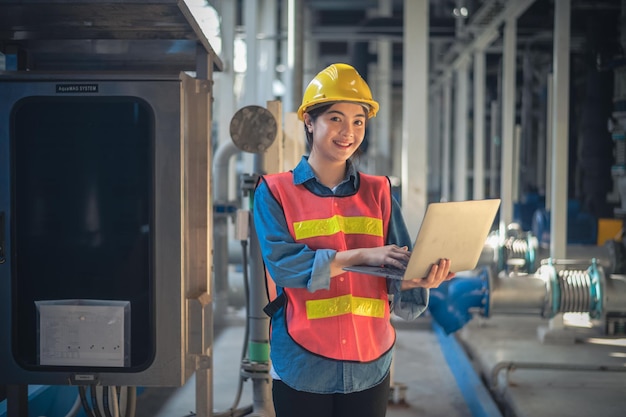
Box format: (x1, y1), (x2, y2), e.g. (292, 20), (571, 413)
(229, 105), (278, 153)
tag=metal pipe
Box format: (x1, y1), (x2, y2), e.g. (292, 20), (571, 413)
(212, 140), (240, 323)
(500, 14), (516, 230)
(441, 78), (452, 202)
(473, 48), (486, 200)
(490, 360), (626, 391)
(246, 207), (274, 417)
(489, 271), (547, 315)
(550, 0), (571, 259)
(489, 100), (499, 199)
(286, 0), (304, 114)
(605, 274), (626, 312)
(213, 141), (240, 204)
(454, 58), (469, 201)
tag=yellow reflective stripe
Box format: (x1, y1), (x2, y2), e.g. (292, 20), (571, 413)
(293, 215), (383, 240)
(306, 294), (386, 319)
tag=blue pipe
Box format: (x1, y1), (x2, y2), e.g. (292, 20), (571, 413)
(433, 322), (503, 417)
(428, 268), (490, 334)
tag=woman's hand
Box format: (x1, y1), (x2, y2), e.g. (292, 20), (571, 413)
(362, 244), (411, 269)
(331, 244), (411, 277)
(401, 258), (455, 290)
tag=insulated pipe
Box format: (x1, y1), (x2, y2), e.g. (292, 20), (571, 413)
(212, 140), (240, 323)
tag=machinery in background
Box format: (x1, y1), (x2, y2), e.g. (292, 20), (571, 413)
(428, 209), (626, 339)
(494, 224), (538, 274)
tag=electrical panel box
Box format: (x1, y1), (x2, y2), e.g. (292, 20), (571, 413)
(0, 72), (213, 387)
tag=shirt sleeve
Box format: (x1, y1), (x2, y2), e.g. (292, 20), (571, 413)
(252, 180), (331, 293)
(386, 195), (429, 320)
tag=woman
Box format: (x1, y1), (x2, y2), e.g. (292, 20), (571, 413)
(253, 63), (454, 417)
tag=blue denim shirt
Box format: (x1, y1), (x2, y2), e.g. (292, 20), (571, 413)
(253, 156), (428, 393)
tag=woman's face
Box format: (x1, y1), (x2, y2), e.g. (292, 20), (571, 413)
(304, 102), (368, 164)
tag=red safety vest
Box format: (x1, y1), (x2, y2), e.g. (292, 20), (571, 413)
(261, 171), (396, 362)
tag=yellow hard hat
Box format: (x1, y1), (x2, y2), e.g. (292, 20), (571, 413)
(297, 63), (379, 120)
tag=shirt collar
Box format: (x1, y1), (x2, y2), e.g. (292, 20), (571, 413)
(292, 155), (358, 188)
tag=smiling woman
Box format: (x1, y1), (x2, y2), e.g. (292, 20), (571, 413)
(252, 63), (454, 417)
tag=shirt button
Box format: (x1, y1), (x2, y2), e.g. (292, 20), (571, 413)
(342, 339), (347, 344)
(339, 277), (344, 282)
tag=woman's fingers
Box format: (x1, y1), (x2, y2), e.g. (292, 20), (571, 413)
(401, 258), (453, 289)
(379, 245), (410, 267)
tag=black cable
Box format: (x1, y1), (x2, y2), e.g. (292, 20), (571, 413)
(90, 385), (103, 417)
(78, 386), (95, 417)
(213, 239), (252, 417)
(125, 386), (137, 417)
(233, 240), (251, 403)
(102, 386), (113, 417)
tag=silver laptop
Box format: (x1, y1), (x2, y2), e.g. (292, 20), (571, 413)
(343, 199), (501, 280)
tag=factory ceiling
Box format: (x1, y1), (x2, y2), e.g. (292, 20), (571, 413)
(0, 0), (222, 73)
(0, 0), (622, 80)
